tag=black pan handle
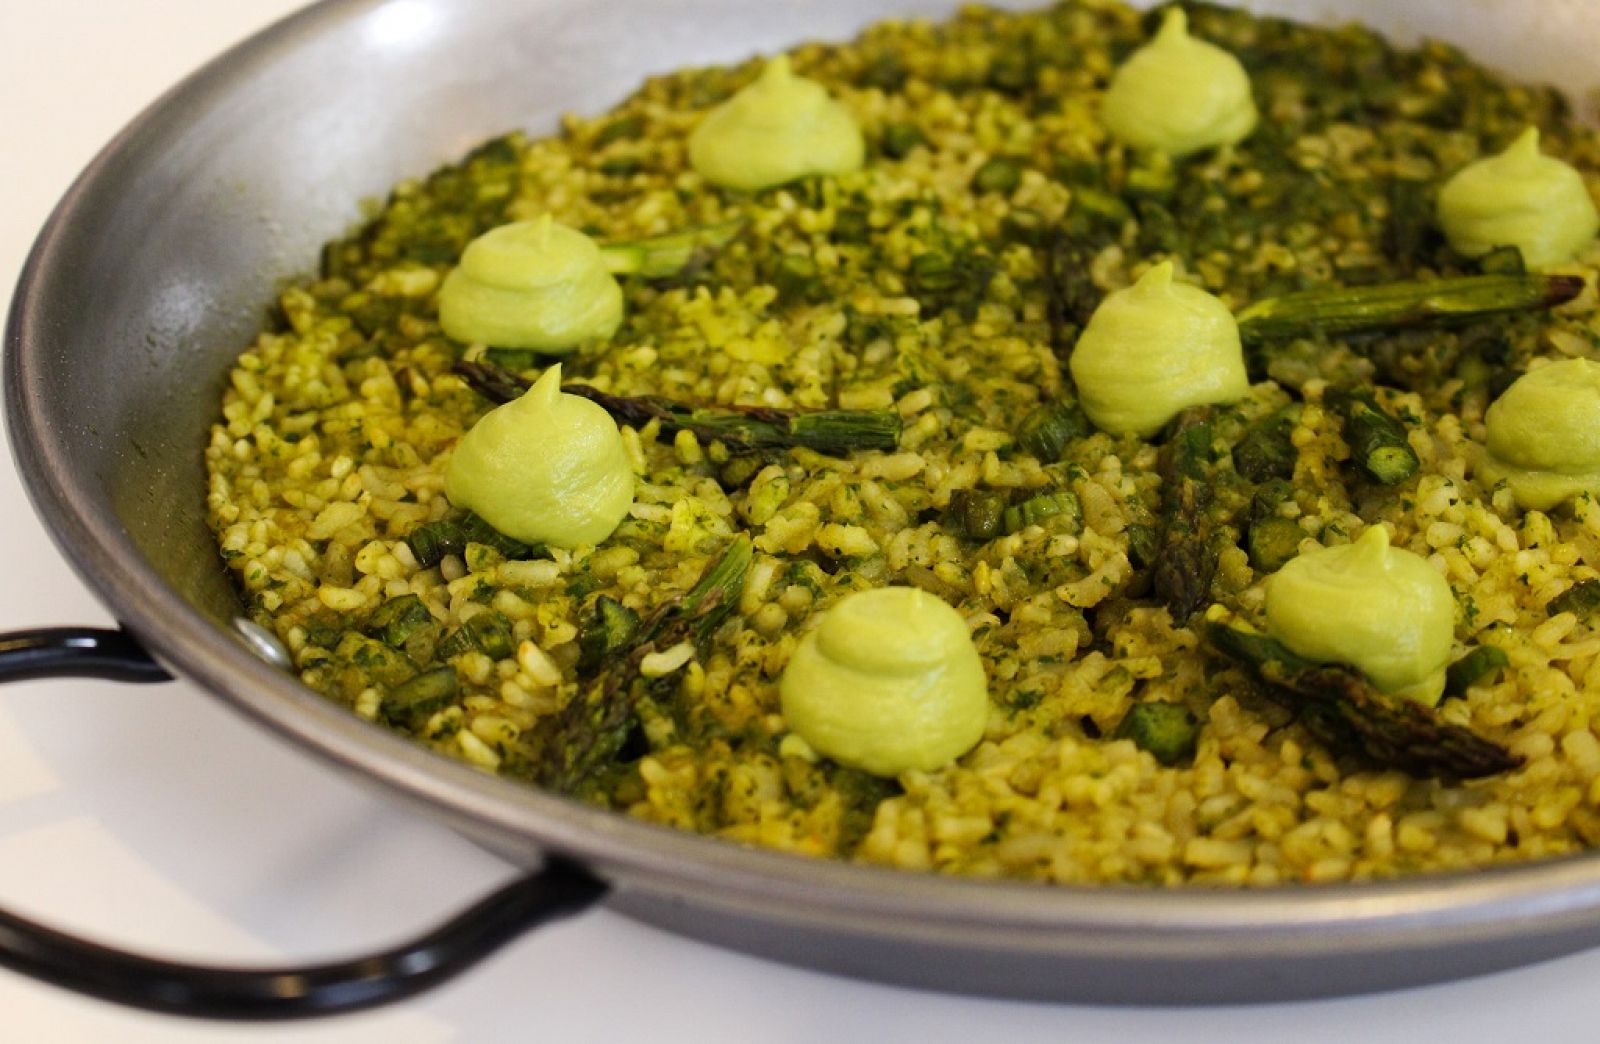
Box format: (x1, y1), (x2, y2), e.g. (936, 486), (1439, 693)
(0, 626), (610, 1019)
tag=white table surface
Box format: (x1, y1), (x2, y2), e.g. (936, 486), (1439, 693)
(2, 2), (1598, 1040)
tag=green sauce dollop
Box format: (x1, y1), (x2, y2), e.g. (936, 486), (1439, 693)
(689, 56), (865, 192)
(1068, 261), (1250, 437)
(444, 364), (635, 548)
(1480, 358), (1600, 511)
(1437, 127), (1599, 269)
(779, 587), (989, 777)
(1101, 8), (1258, 157)
(438, 217), (624, 353)
(1266, 526), (1455, 706)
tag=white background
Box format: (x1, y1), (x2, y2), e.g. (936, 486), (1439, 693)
(0, 1), (1596, 1040)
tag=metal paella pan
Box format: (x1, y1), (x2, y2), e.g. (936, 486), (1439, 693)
(9, 0), (1600, 1020)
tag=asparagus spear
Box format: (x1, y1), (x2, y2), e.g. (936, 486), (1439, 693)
(540, 536), (753, 794)
(454, 359), (902, 456)
(1043, 231), (1104, 363)
(1325, 388), (1420, 486)
(1236, 273), (1583, 344)
(1153, 408), (1221, 621)
(599, 220), (745, 280)
(1207, 622), (1521, 779)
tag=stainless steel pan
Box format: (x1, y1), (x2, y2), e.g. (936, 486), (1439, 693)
(9, 0), (1600, 1018)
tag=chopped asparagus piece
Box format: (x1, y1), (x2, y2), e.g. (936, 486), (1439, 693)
(1001, 207), (1049, 246)
(407, 519), (467, 568)
(1207, 623), (1521, 779)
(1477, 245), (1526, 276)
(599, 220), (745, 279)
(1550, 579), (1600, 620)
(460, 512), (537, 560)
(578, 596), (641, 673)
(1232, 406), (1299, 482)
(366, 594), (436, 649)
(973, 157), (1022, 195)
(454, 360), (901, 456)
(383, 667), (459, 729)
(772, 254), (821, 302)
(407, 512), (540, 568)
(1114, 702), (1200, 766)
(1015, 399), (1091, 462)
(1247, 516), (1304, 574)
(1002, 491), (1081, 534)
(1236, 274), (1583, 344)
(593, 113), (646, 148)
(1326, 388), (1420, 485)
(946, 490), (1007, 541)
(1071, 186), (1133, 228)
(337, 633), (416, 689)
(438, 611), (515, 661)
(908, 251), (959, 292)
(881, 122), (925, 159)
(1444, 646), (1510, 696)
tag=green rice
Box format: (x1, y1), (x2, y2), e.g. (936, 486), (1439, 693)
(206, 1), (1600, 885)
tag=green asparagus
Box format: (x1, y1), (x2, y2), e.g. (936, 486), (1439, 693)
(1015, 399), (1091, 462)
(1550, 579), (1600, 620)
(366, 594), (436, 649)
(599, 220), (745, 280)
(1153, 409), (1221, 620)
(1232, 406), (1300, 483)
(383, 667), (459, 730)
(540, 536), (753, 793)
(1114, 702), (1200, 766)
(946, 490), (1007, 541)
(1444, 646), (1510, 696)
(437, 610), (515, 661)
(1236, 274), (1583, 344)
(1207, 622), (1521, 779)
(1325, 388), (1420, 486)
(1002, 491), (1082, 534)
(454, 360), (901, 456)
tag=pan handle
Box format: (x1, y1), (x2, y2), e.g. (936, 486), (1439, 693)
(0, 626), (610, 1019)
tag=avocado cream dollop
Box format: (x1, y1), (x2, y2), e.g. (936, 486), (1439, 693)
(689, 55), (865, 192)
(1101, 8), (1258, 157)
(1479, 358), (1600, 511)
(1068, 261), (1250, 437)
(780, 587), (989, 777)
(438, 216), (624, 352)
(1266, 526), (1455, 706)
(444, 364), (634, 548)
(1437, 127), (1599, 269)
